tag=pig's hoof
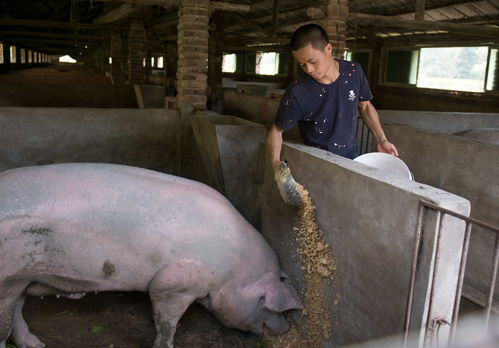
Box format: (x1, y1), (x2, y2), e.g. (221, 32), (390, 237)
(66, 292), (86, 299)
(14, 334), (46, 348)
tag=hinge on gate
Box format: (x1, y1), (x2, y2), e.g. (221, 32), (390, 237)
(427, 317), (451, 347)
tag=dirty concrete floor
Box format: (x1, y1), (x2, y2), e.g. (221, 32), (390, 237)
(8, 292), (262, 348)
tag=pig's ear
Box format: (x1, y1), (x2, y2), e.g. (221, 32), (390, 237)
(262, 274), (303, 312)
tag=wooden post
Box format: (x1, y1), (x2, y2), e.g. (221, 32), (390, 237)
(415, 0), (426, 21)
(208, 10), (223, 112)
(128, 15), (146, 84)
(110, 30), (125, 84)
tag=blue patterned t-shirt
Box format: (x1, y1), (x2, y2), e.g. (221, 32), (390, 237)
(275, 60), (373, 159)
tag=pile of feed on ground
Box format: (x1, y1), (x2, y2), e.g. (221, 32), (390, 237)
(267, 184), (336, 347)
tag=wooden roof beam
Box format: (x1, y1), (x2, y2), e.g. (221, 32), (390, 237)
(210, 1), (249, 12)
(94, 4), (142, 24)
(79, 0), (249, 12)
(0, 30), (107, 41)
(0, 18), (107, 30)
(8, 38), (99, 47)
(347, 12), (499, 39)
(225, 6), (321, 34)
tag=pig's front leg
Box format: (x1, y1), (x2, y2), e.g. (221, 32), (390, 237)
(149, 292), (197, 348)
(148, 262), (211, 348)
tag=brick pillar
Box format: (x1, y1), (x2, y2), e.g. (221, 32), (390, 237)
(128, 17), (146, 85)
(177, 0), (210, 110)
(320, 0), (348, 59)
(208, 10), (223, 112)
(110, 30), (124, 83)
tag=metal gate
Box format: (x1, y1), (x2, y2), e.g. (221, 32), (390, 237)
(404, 200), (499, 347)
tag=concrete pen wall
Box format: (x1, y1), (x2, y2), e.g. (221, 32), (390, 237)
(0, 83), (138, 108)
(223, 91), (499, 139)
(223, 89), (279, 126)
(382, 123), (499, 306)
(0, 107), (179, 174)
(378, 110), (499, 135)
(261, 142), (469, 346)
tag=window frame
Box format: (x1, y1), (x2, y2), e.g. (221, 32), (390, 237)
(221, 52), (237, 74)
(10, 45), (16, 63)
(255, 51), (280, 76)
(380, 44), (499, 95)
(380, 46), (420, 88)
(485, 45), (499, 94)
(345, 49), (373, 81)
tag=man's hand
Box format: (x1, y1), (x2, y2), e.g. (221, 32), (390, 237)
(377, 139), (399, 156)
(272, 159), (284, 171)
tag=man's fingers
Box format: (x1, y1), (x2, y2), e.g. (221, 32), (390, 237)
(377, 142), (399, 156)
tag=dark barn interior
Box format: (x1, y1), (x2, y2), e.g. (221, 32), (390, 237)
(1, 1), (499, 348)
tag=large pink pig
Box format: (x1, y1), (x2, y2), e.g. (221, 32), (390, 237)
(0, 163), (302, 348)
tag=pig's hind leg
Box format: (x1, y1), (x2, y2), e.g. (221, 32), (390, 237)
(9, 282), (87, 348)
(10, 295), (45, 348)
(0, 281), (44, 348)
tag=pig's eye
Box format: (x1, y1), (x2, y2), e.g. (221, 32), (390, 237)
(258, 296), (265, 306)
(279, 275), (290, 283)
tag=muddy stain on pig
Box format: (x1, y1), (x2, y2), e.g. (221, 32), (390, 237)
(148, 253), (163, 266)
(22, 227), (52, 236)
(102, 260), (116, 277)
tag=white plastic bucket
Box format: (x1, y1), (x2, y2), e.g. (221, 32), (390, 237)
(354, 152), (414, 180)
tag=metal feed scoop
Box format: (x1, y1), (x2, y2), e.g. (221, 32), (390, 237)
(274, 160), (306, 207)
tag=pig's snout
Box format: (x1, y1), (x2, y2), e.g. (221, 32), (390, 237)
(248, 312), (290, 336)
(264, 313), (290, 335)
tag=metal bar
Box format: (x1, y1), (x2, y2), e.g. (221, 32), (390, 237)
(420, 199), (499, 343)
(404, 202), (425, 347)
(360, 119), (364, 153)
(366, 124), (372, 152)
(450, 221), (472, 345)
(485, 234), (499, 329)
(420, 200), (499, 235)
(483, 47), (491, 92)
(424, 210), (443, 346)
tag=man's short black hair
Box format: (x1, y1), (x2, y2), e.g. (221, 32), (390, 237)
(290, 24), (329, 51)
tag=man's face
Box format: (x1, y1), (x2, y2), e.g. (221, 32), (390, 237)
(292, 43), (333, 83)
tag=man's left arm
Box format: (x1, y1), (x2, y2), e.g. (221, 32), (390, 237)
(358, 100), (399, 156)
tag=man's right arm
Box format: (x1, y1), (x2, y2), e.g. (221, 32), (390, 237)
(266, 124), (284, 171)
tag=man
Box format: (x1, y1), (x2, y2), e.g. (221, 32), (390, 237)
(266, 24), (398, 171)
